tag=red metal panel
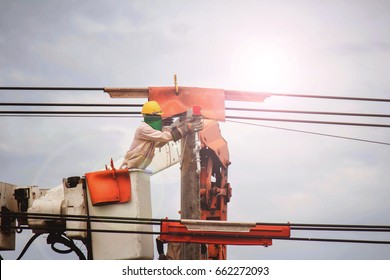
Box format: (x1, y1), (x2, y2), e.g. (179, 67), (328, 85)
(149, 87), (226, 121)
(160, 221), (290, 246)
(199, 120), (229, 168)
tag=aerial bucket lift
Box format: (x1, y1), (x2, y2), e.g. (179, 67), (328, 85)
(0, 82), (291, 260)
(85, 167), (154, 260)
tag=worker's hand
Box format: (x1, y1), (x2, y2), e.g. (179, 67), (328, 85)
(171, 125), (189, 141)
(187, 118), (203, 133)
(170, 118), (203, 141)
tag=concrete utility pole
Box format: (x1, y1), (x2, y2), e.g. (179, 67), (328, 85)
(180, 132), (201, 260)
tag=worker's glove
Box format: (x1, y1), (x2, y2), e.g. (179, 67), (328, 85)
(170, 118), (203, 141)
(170, 124), (190, 141)
(162, 117), (174, 127)
(187, 118), (204, 133)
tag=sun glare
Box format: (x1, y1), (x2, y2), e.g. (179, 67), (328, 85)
(230, 39), (298, 91)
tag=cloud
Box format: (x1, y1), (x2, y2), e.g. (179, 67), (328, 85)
(1, 0), (390, 260)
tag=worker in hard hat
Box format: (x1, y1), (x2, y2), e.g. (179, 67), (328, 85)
(120, 100), (203, 170)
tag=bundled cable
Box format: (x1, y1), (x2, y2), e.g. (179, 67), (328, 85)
(2, 212), (390, 245)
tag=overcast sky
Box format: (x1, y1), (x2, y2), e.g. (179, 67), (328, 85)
(1, 0), (390, 260)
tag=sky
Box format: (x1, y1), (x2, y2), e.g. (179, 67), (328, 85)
(1, 0), (390, 260)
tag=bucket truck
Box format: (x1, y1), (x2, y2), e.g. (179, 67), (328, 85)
(0, 86), (290, 260)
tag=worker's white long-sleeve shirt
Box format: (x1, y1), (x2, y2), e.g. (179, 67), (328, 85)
(121, 122), (174, 169)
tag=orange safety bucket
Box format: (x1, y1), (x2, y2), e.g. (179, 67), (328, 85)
(85, 161), (131, 206)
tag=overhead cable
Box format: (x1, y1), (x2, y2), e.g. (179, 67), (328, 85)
(1, 86), (390, 103)
(227, 120), (390, 146)
(226, 107), (390, 118)
(0, 111), (390, 128)
(0, 86), (104, 91)
(268, 92), (390, 103)
(2, 103), (389, 119)
(6, 224), (390, 246)
(2, 111), (390, 128)
(225, 115), (390, 128)
(0, 102), (143, 107)
(0, 110), (141, 115)
(4, 211), (178, 224)
(279, 237), (390, 245)
(0, 114), (142, 118)
(4, 212), (390, 231)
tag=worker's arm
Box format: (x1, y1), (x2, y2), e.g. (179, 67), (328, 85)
(139, 123), (174, 142)
(170, 118), (204, 141)
(140, 119), (204, 143)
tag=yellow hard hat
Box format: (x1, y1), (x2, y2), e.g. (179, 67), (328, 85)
(142, 101), (163, 115)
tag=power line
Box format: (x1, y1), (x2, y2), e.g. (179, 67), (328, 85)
(0, 110), (141, 115)
(280, 237), (390, 245)
(226, 115), (390, 128)
(0, 102), (143, 107)
(0, 114), (142, 118)
(3, 211), (179, 224)
(256, 221), (390, 229)
(291, 227), (390, 232)
(3, 213), (390, 250)
(226, 107), (390, 118)
(2, 86), (390, 103)
(5, 212), (390, 232)
(268, 92), (390, 103)
(2, 103), (389, 119)
(227, 120), (390, 146)
(2, 111), (390, 128)
(0, 86), (104, 91)
(4, 224), (390, 246)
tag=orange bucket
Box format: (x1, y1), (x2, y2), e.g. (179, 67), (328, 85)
(85, 169), (131, 206)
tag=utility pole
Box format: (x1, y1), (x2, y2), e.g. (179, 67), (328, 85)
(180, 132), (201, 260)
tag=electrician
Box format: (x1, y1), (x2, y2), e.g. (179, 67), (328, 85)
(120, 100), (203, 170)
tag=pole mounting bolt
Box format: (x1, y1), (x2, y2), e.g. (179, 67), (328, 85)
(174, 74), (179, 95)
